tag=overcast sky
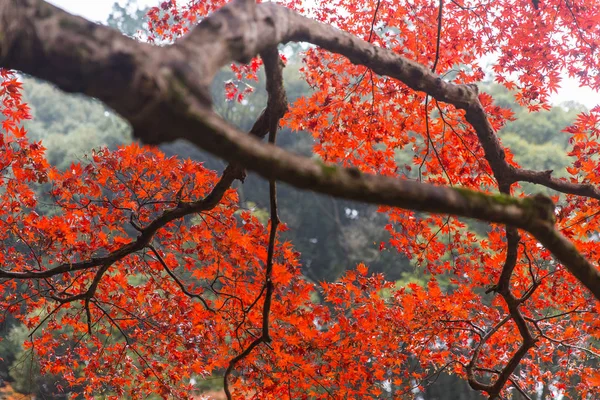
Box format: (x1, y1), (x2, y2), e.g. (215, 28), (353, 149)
(47, 0), (598, 108)
(47, 0), (158, 23)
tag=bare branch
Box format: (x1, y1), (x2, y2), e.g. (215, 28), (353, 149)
(148, 245), (214, 312)
(514, 169), (600, 200)
(223, 47), (285, 400)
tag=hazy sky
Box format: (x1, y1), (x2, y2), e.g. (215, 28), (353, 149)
(48, 0), (598, 108)
(47, 0), (159, 23)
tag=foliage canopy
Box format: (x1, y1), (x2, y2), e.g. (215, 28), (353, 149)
(0, 0), (600, 399)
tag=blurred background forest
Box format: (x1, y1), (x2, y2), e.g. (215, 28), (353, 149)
(0, 1), (586, 399)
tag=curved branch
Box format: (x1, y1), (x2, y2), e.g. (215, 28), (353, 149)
(514, 168), (600, 200)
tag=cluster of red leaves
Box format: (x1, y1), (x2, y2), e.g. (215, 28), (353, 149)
(158, 0), (600, 396)
(281, 0), (600, 395)
(224, 60), (262, 102)
(1, 0), (600, 398)
(0, 69), (311, 397)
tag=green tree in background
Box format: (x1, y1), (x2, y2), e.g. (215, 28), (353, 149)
(106, 0), (151, 38)
(486, 84), (581, 195)
(22, 77), (132, 171)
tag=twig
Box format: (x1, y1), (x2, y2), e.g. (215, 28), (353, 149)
(224, 46), (286, 400)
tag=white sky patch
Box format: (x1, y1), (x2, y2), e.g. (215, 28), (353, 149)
(47, 0), (159, 23)
(552, 76), (599, 109)
(480, 53), (599, 109)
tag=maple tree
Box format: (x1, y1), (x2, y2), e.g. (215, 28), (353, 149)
(0, 0), (599, 398)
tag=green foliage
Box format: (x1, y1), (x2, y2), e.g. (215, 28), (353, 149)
(486, 83), (581, 148)
(501, 133), (571, 174)
(107, 0), (150, 38)
(502, 104), (581, 147)
(484, 83), (582, 196)
(0, 320), (21, 381)
(6, 325), (68, 399)
(22, 77), (132, 171)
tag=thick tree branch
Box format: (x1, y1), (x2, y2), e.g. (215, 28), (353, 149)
(0, 0), (599, 303)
